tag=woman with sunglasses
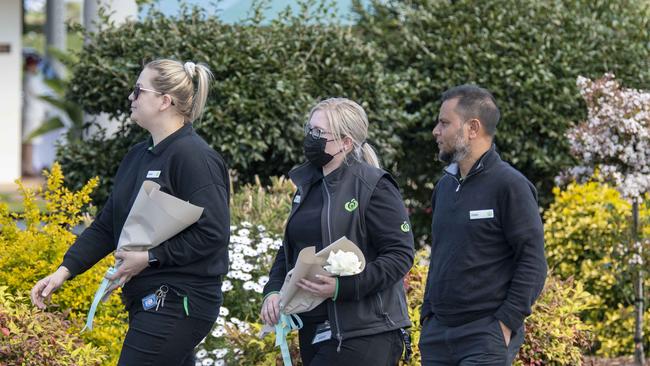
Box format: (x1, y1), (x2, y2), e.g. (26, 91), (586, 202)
(260, 98), (415, 365)
(30, 59), (229, 366)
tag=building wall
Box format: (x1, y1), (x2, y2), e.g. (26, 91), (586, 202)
(0, 0), (22, 184)
(84, 0), (137, 138)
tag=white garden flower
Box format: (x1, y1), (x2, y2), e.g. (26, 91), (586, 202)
(201, 358), (214, 366)
(324, 250), (363, 276)
(241, 263), (254, 273)
(211, 348), (229, 358)
(211, 326), (226, 337)
(219, 307), (230, 317)
(243, 247), (257, 257)
(258, 276), (269, 286)
(243, 281), (255, 290)
(196, 350), (208, 359)
(241, 221), (252, 228)
(221, 280), (233, 292)
(215, 360), (225, 366)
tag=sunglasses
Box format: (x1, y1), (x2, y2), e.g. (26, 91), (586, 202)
(132, 85), (175, 105)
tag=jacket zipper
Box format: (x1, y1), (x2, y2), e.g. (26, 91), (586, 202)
(376, 293), (396, 326)
(446, 158), (486, 193)
(322, 177), (344, 352)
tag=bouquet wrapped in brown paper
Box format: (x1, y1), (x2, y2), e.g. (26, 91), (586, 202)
(279, 236), (365, 314)
(259, 236), (365, 338)
(83, 180), (204, 331)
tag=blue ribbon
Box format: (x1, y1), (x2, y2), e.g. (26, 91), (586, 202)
(275, 313), (302, 366)
(82, 267), (117, 332)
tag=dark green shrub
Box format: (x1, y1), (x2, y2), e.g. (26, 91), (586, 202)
(60, 0), (650, 245)
(353, 0), (650, 238)
(59, 2), (405, 206)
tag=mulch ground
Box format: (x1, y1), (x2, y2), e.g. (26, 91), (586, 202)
(585, 357), (650, 365)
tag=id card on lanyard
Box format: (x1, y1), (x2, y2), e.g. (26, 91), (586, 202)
(312, 321), (332, 344)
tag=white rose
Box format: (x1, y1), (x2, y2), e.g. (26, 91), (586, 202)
(324, 250), (362, 276)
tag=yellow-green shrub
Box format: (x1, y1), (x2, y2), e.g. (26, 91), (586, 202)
(400, 249), (429, 366)
(0, 286), (105, 365)
(0, 163), (127, 365)
(230, 175), (295, 235)
(544, 181), (650, 355)
(515, 276), (594, 365)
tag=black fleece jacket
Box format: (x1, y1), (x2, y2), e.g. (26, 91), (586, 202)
(62, 123), (229, 320)
(421, 148), (547, 332)
(264, 160), (413, 340)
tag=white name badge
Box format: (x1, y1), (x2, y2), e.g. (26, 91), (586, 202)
(146, 170), (161, 178)
(293, 195), (301, 204)
(469, 209), (494, 220)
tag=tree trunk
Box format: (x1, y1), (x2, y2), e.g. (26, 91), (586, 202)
(45, 0), (66, 77)
(633, 200), (645, 366)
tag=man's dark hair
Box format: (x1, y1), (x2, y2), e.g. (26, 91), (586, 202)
(441, 84), (500, 136)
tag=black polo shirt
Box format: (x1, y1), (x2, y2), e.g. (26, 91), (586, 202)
(62, 123), (230, 321)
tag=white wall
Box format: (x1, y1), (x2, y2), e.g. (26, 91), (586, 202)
(0, 0), (22, 184)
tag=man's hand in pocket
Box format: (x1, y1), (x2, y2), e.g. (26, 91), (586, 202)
(498, 320), (511, 346)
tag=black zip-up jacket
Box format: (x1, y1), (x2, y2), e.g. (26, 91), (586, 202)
(421, 148), (547, 332)
(264, 160), (414, 346)
(61, 123), (230, 320)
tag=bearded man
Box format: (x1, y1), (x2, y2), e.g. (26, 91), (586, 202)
(419, 85), (547, 366)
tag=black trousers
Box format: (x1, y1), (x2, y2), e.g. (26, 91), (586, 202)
(117, 289), (216, 366)
(419, 315), (524, 366)
(298, 321), (404, 366)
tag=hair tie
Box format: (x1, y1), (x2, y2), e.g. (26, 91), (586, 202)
(183, 61), (196, 78)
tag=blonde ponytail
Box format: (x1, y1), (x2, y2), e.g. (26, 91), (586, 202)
(189, 63), (212, 122)
(359, 142), (380, 168)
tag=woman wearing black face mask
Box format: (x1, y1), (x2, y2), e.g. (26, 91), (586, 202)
(260, 98), (415, 365)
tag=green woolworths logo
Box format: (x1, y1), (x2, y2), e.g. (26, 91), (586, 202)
(344, 199), (358, 212)
(401, 221), (411, 232)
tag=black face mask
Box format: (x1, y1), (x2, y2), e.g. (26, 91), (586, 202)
(303, 135), (336, 167)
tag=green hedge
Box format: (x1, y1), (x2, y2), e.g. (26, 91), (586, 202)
(59, 2), (405, 206)
(60, 0), (650, 242)
(353, 0), (650, 237)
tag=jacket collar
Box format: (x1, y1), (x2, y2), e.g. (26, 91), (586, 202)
(147, 123), (193, 156)
(288, 158), (359, 188)
(288, 161), (323, 188)
(443, 145), (500, 178)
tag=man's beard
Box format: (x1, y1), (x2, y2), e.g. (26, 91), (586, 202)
(438, 130), (470, 164)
